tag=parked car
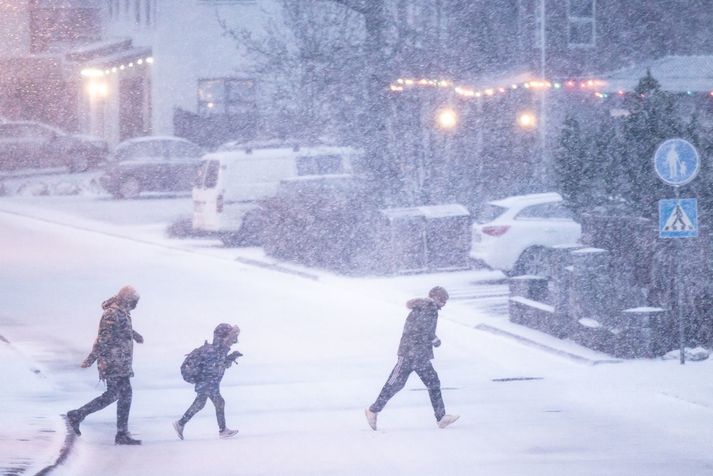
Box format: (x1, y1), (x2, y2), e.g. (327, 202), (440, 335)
(100, 136), (202, 198)
(0, 121), (107, 172)
(192, 141), (359, 245)
(470, 192), (582, 276)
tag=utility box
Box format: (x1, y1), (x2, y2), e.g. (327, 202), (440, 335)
(379, 207), (427, 274)
(421, 204), (471, 271)
(378, 203), (471, 274)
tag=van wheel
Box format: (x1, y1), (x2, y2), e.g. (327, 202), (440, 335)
(118, 177), (141, 199)
(219, 232), (241, 247)
(238, 209), (265, 246)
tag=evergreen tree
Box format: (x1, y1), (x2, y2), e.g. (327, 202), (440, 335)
(554, 115), (592, 213)
(620, 69), (686, 218)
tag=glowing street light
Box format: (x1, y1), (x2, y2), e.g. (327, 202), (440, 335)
(517, 111), (537, 130)
(436, 108), (458, 130)
(87, 80), (108, 99)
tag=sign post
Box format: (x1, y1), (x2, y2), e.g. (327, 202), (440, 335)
(654, 138), (700, 364)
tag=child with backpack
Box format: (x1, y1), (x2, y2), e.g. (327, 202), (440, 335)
(173, 323), (242, 440)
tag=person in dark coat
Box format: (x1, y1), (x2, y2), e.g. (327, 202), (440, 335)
(66, 285), (144, 445)
(365, 286), (459, 430)
(173, 323), (242, 440)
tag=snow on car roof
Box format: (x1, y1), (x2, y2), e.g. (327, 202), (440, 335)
(489, 192), (562, 208)
(116, 136), (195, 148)
(206, 145), (358, 162)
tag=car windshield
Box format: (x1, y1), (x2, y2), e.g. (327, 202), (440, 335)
(165, 140), (201, 158)
(194, 160), (220, 188)
(476, 203), (507, 224)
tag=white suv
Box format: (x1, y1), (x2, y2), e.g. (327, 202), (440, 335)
(470, 192), (581, 275)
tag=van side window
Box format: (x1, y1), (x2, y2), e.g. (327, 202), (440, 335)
(204, 161), (220, 188)
(296, 155), (343, 176)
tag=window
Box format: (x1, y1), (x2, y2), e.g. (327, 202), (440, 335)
(107, 0), (153, 26)
(296, 155), (344, 176)
(568, 0), (595, 48)
(195, 160), (220, 188)
(165, 141), (201, 159)
(516, 203), (574, 220)
(476, 204), (507, 224)
(197, 78), (256, 116)
(114, 141), (163, 161)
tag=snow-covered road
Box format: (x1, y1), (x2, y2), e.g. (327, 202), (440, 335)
(1, 196), (713, 475)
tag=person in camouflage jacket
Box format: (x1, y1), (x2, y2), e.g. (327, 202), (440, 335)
(365, 286), (459, 431)
(173, 323), (242, 440)
(66, 285), (144, 445)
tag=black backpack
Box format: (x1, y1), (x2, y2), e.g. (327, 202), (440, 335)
(180, 342), (209, 384)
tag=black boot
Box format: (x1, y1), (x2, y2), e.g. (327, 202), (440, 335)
(66, 410), (82, 436)
(115, 431), (141, 445)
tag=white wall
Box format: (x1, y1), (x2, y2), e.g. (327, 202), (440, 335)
(104, 0), (273, 136)
(0, 0), (30, 57)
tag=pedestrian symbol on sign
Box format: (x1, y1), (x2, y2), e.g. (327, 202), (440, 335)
(663, 203), (694, 232)
(659, 198), (698, 238)
(654, 139), (700, 186)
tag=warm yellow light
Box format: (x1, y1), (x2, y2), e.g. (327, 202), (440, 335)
(87, 80), (108, 98)
(81, 68), (104, 78)
(517, 111), (537, 129)
(436, 108), (458, 129)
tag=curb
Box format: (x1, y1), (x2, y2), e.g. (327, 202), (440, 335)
(35, 416), (76, 476)
(234, 256), (320, 281)
(474, 323), (622, 366)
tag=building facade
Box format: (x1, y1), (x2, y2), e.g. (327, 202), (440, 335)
(0, 0), (152, 146)
(102, 0), (264, 147)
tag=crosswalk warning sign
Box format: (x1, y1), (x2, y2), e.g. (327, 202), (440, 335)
(659, 198), (698, 238)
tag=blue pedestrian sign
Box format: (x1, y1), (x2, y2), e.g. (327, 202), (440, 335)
(654, 139), (700, 186)
(659, 198), (698, 238)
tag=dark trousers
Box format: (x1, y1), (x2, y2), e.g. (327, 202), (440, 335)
(179, 389), (226, 431)
(370, 357), (446, 421)
(75, 376), (132, 433)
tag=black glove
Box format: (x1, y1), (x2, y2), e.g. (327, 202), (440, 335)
(228, 351), (243, 362)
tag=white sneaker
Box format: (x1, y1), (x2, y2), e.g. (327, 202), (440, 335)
(364, 408), (378, 431)
(437, 414), (459, 429)
(219, 427), (239, 439)
(172, 420), (184, 440)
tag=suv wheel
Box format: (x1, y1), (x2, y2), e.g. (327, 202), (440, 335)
(511, 246), (549, 277)
(118, 177), (141, 199)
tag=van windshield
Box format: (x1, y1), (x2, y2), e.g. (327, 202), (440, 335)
(194, 160), (220, 188)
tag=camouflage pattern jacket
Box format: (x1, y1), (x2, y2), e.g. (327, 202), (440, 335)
(397, 297), (440, 363)
(83, 297), (142, 379)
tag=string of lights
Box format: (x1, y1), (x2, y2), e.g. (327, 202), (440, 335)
(389, 77), (713, 100)
(80, 56), (154, 79)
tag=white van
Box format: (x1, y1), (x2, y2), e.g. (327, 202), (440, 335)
(192, 143), (359, 245)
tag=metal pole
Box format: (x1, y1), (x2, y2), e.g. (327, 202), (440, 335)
(539, 0), (548, 185)
(675, 187), (685, 364)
